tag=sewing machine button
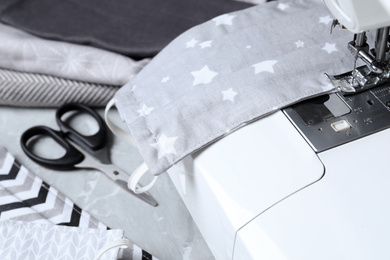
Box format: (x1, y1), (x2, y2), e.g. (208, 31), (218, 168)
(331, 120), (351, 132)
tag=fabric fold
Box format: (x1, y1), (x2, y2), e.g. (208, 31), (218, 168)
(0, 68), (118, 107)
(0, 23), (149, 86)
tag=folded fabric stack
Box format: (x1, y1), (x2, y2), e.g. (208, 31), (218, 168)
(0, 0), (253, 107)
(0, 1), (255, 259)
(0, 146), (155, 259)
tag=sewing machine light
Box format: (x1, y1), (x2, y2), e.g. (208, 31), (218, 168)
(323, 0), (390, 33)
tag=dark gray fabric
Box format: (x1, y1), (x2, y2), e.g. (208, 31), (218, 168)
(0, 0), (252, 59)
(0, 0), (16, 13)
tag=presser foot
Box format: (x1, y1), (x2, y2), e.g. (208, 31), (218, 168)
(326, 65), (390, 94)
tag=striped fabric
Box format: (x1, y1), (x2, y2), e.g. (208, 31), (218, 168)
(0, 146), (157, 260)
(0, 146), (105, 227)
(0, 68), (118, 107)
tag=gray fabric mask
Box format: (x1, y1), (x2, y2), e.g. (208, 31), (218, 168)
(107, 0), (355, 191)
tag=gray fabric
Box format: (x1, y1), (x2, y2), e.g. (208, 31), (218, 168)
(115, 0), (355, 176)
(0, 23), (149, 86)
(0, 0), (252, 59)
(0, 146), (6, 167)
(0, 220), (123, 260)
(0, 68), (117, 107)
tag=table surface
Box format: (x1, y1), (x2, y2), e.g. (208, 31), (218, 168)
(0, 105), (214, 260)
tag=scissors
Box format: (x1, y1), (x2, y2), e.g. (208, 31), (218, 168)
(20, 103), (158, 207)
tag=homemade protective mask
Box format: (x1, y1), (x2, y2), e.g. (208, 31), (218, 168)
(106, 0), (356, 192)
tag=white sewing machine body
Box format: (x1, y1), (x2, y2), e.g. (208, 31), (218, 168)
(168, 90), (390, 259)
(168, 1), (390, 259)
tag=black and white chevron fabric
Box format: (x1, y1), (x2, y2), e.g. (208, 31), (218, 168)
(0, 146), (157, 260)
(0, 146), (105, 228)
(0, 68), (119, 107)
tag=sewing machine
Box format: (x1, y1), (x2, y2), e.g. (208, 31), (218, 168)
(168, 1), (390, 259)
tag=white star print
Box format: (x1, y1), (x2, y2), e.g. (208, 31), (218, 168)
(199, 40), (212, 49)
(137, 104), (154, 117)
(246, 45), (252, 49)
(322, 43), (338, 54)
(212, 14), (236, 26)
(295, 40), (305, 48)
(252, 60), (278, 74)
(191, 65), (218, 86)
(151, 134), (178, 159)
(186, 38), (198, 48)
(222, 88), (238, 102)
(131, 85), (137, 91)
(277, 3), (290, 11)
(161, 76), (170, 83)
(319, 15), (333, 25)
(49, 46), (85, 75)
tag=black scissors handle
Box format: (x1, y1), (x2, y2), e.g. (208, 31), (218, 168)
(20, 126), (84, 170)
(56, 103), (107, 152)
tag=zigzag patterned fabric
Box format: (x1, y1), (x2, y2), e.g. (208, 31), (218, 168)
(0, 68), (118, 107)
(0, 147), (103, 227)
(0, 146), (156, 260)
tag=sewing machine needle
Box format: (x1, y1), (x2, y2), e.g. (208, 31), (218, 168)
(352, 56), (357, 83)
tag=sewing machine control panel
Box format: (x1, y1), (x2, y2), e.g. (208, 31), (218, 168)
(284, 82), (390, 152)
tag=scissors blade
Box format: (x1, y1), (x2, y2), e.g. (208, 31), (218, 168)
(87, 147), (111, 165)
(69, 140), (158, 207)
(97, 162), (159, 207)
(114, 179), (158, 207)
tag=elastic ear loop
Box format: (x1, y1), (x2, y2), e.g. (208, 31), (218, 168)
(128, 162), (158, 194)
(104, 98), (136, 146)
(105, 98), (158, 194)
(94, 238), (130, 260)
